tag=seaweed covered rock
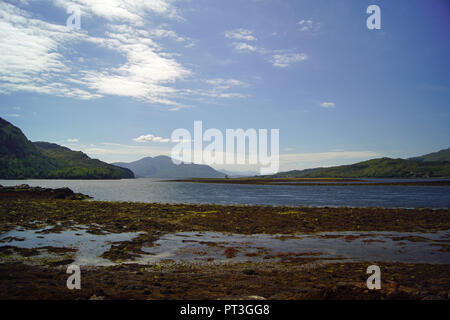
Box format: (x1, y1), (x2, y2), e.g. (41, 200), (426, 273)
(0, 184), (92, 200)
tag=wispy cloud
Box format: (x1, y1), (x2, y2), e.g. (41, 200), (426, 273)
(53, 0), (181, 23)
(67, 138), (79, 143)
(225, 28), (259, 53)
(177, 78), (248, 103)
(204, 78), (245, 89)
(231, 42), (257, 52)
(0, 2), (98, 100)
(223, 25), (308, 69)
(81, 25), (192, 107)
(0, 1), (247, 110)
(148, 24), (195, 47)
(270, 53), (308, 68)
(225, 28), (257, 41)
(133, 134), (171, 143)
(298, 19), (321, 33)
(320, 102), (335, 108)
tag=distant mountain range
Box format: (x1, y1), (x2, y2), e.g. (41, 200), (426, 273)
(0, 117), (134, 179)
(113, 156), (226, 178)
(2, 116), (449, 180)
(270, 148), (450, 179)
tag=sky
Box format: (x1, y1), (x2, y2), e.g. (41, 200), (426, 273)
(0, 0), (449, 172)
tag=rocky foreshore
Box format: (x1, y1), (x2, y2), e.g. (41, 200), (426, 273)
(0, 184), (92, 200)
(0, 261), (448, 300)
(0, 194), (448, 300)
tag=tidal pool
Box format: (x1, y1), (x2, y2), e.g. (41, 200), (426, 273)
(138, 230), (450, 265)
(1, 227), (448, 266)
(0, 225), (142, 266)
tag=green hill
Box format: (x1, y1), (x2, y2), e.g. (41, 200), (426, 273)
(409, 148), (450, 162)
(0, 117), (134, 179)
(271, 157), (450, 179)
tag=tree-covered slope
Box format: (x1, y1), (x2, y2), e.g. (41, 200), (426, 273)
(34, 142), (134, 179)
(0, 117), (58, 178)
(0, 117), (134, 179)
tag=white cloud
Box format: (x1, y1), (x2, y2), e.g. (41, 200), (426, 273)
(178, 88), (246, 101)
(53, 0), (180, 23)
(175, 78), (247, 103)
(225, 29), (257, 41)
(270, 53), (308, 68)
(4, 113), (21, 118)
(148, 25), (195, 46)
(298, 19), (321, 33)
(0, 2), (91, 99)
(320, 102), (335, 108)
(205, 78), (245, 89)
(167, 105), (192, 112)
(150, 28), (186, 42)
(0, 2), (248, 109)
(67, 138), (79, 143)
(223, 27), (309, 69)
(231, 42), (257, 52)
(79, 23), (191, 106)
(133, 134), (170, 143)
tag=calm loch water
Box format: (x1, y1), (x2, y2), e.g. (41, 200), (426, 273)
(1, 178), (449, 208)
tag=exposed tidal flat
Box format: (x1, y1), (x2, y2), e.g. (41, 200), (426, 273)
(0, 187), (449, 300)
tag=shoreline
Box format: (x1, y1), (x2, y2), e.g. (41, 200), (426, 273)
(166, 177), (450, 186)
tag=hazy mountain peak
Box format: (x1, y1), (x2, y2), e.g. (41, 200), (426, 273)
(113, 156), (225, 178)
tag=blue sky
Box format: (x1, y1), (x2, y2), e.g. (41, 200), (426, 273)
(0, 0), (449, 172)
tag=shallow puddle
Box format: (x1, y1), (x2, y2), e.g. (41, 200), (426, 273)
(0, 226), (141, 266)
(138, 230), (450, 265)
